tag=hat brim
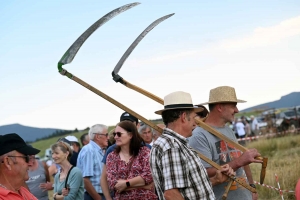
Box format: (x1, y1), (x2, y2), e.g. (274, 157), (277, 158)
(155, 107), (204, 115)
(16, 145), (40, 155)
(197, 99), (247, 106)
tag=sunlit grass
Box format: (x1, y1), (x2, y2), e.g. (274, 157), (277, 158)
(247, 134), (300, 199)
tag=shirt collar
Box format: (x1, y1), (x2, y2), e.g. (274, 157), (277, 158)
(164, 128), (188, 145)
(89, 140), (101, 151)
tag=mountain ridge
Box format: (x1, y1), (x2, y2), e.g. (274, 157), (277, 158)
(0, 123), (66, 142)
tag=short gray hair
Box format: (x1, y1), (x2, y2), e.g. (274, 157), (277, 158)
(88, 124), (108, 140)
(138, 124), (153, 135)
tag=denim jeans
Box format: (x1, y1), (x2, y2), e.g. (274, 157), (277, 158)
(84, 192), (106, 200)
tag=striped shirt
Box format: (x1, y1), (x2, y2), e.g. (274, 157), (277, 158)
(150, 128), (215, 200)
(77, 140), (104, 194)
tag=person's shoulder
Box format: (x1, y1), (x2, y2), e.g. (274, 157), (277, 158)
(107, 144), (116, 152)
(151, 134), (176, 152)
(71, 166), (83, 175)
(140, 145), (150, 153)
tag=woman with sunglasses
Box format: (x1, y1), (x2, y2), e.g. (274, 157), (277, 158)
(106, 121), (157, 200)
(51, 141), (84, 200)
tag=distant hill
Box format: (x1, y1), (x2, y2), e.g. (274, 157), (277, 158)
(241, 92), (300, 112)
(0, 123), (66, 142)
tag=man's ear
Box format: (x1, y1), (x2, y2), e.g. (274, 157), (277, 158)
(180, 112), (187, 122)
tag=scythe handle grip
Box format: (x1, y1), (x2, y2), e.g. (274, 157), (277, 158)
(222, 180), (234, 200)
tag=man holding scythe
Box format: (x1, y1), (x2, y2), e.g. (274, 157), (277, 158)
(189, 86), (262, 200)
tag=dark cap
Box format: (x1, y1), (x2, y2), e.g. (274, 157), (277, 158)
(0, 133), (40, 156)
(120, 112), (138, 124)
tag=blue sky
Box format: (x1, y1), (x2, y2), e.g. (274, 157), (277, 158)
(1, 1), (300, 130)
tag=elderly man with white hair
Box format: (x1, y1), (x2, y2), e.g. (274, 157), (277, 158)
(138, 124), (154, 146)
(77, 124), (109, 200)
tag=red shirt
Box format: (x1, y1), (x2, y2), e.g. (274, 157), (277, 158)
(107, 146), (157, 200)
(0, 186), (37, 200)
(296, 179), (300, 200)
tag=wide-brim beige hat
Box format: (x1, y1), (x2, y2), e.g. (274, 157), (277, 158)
(198, 86), (246, 105)
(155, 91), (204, 115)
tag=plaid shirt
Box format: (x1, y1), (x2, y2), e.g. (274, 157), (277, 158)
(150, 128), (215, 200)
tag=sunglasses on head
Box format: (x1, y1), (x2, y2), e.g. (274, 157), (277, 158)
(113, 132), (125, 137)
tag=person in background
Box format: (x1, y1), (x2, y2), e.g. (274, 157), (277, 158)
(138, 124), (154, 146)
(195, 105), (209, 119)
(0, 133), (40, 200)
(242, 116), (251, 137)
(52, 141), (84, 200)
(80, 133), (90, 147)
(295, 178), (300, 200)
(77, 124), (108, 200)
(65, 135), (81, 166)
(108, 128), (116, 147)
(250, 115), (259, 136)
(152, 124), (165, 142)
(235, 118), (246, 145)
(25, 145), (52, 200)
(106, 121), (157, 200)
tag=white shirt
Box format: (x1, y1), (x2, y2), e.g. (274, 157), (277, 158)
(235, 122), (246, 137)
(251, 118), (258, 131)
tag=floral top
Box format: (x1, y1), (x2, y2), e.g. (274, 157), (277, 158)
(107, 146), (157, 200)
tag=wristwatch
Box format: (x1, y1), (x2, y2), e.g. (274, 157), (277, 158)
(250, 183), (256, 189)
(126, 180), (130, 187)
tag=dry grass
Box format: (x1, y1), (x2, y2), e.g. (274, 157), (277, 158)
(247, 133), (300, 199)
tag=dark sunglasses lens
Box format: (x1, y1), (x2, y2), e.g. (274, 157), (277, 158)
(113, 132), (121, 137)
(25, 156), (29, 163)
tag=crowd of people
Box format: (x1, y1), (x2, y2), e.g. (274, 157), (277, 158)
(3, 85), (298, 199)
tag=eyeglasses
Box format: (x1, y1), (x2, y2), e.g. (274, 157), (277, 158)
(113, 132), (125, 137)
(7, 155), (30, 163)
(94, 133), (108, 137)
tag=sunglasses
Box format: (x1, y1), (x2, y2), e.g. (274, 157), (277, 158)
(7, 155), (30, 163)
(113, 132), (125, 137)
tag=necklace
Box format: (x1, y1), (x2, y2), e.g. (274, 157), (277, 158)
(0, 183), (7, 190)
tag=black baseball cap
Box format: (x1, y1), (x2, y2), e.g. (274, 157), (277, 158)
(0, 133), (40, 156)
(120, 112), (138, 124)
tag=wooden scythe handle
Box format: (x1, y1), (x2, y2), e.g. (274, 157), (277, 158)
(61, 70), (256, 193)
(222, 180), (234, 200)
(123, 79), (164, 104)
(260, 157), (268, 184)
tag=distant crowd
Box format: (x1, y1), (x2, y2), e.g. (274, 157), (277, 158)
(1, 86), (300, 200)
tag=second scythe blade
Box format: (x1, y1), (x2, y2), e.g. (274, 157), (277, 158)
(58, 2), (140, 71)
(112, 13), (174, 78)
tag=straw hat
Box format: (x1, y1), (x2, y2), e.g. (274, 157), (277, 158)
(155, 91), (204, 115)
(198, 86), (246, 105)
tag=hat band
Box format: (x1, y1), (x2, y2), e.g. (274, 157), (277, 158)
(165, 104), (194, 109)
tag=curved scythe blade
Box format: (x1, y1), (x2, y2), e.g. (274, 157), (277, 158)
(112, 13), (174, 76)
(58, 2), (140, 70)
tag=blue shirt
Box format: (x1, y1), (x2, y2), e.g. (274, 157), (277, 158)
(77, 140), (104, 193)
(102, 143), (151, 164)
